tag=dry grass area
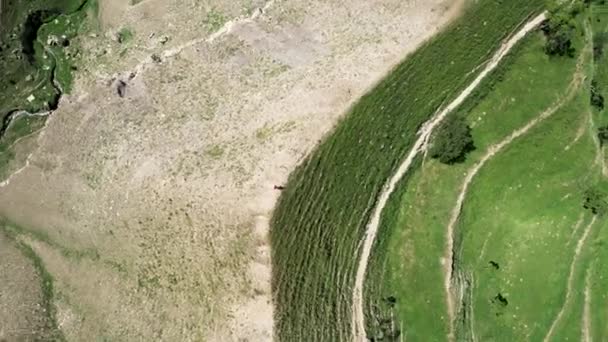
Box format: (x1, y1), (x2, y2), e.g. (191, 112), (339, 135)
(0, 0), (460, 339)
(0, 233), (50, 340)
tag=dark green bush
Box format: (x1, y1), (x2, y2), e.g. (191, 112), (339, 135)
(591, 80), (605, 110)
(430, 115), (475, 164)
(584, 188), (608, 215)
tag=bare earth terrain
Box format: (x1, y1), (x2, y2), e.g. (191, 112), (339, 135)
(0, 0), (460, 340)
(0, 233), (50, 341)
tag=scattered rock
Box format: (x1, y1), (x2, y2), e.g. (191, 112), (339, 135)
(151, 54), (162, 63)
(116, 80), (127, 98)
(47, 35), (59, 46)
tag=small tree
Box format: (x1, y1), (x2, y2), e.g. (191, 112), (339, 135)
(591, 80), (605, 110)
(598, 126), (608, 146)
(541, 2), (578, 57)
(583, 188), (608, 215)
(593, 32), (607, 61)
(430, 115), (475, 164)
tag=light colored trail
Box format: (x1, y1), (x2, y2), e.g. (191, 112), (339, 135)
(543, 216), (596, 342)
(127, 0), (275, 79)
(443, 46), (586, 339)
(350, 12), (548, 341)
(582, 268), (593, 342)
(1, 1), (276, 187)
(569, 213), (586, 241)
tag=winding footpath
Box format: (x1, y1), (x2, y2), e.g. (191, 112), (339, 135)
(126, 0), (275, 79)
(582, 268), (593, 342)
(443, 72), (584, 337)
(543, 217), (596, 342)
(443, 24), (588, 340)
(351, 12), (548, 341)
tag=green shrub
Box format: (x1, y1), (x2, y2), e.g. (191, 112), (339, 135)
(593, 32), (607, 60)
(598, 126), (608, 146)
(591, 80), (605, 110)
(430, 115), (475, 164)
(584, 188), (608, 215)
(541, 1), (579, 57)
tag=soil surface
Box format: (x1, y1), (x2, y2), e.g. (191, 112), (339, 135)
(0, 233), (51, 341)
(0, 0), (460, 340)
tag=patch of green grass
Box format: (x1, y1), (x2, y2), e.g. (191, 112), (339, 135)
(0, 0), (97, 177)
(459, 79), (595, 341)
(0, 114), (47, 178)
(37, 8), (91, 93)
(588, 217), (608, 340)
(590, 4), (608, 120)
(255, 121), (295, 142)
(270, 1), (545, 339)
(0, 0), (96, 118)
(205, 144), (225, 158)
(204, 8), (227, 33)
(117, 27), (134, 44)
(0, 114), (47, 148)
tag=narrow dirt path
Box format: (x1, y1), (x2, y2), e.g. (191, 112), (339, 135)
(582, 268), (593, 342)
(126, 0), (275, 79)
(350, 12), (548, 341)
(543, 216), (596, 342)
(443, 48), (586, 339)
(1, 0), (277, 189)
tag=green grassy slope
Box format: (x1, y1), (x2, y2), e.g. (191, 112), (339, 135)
(270, 1), (545, 340)
(586, 4), (608, 341)
(364, 4), (608, 340)
(364, 31), (584, 341)
(459, 78), (594, 341)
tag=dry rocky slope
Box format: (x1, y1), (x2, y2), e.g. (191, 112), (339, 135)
(1, 0), (459, 340)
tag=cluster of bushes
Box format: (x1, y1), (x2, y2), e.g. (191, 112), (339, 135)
(430, 115), (475, 164)
(541, 1), (581, 57)
(598, 125), (608, 146)
(591, 80), (605, 110)
(593, 32), (607, 61)
(584, 188), (608, 215)
(368, 296), (401, 342)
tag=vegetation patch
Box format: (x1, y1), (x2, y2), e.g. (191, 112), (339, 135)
(204, 8), (227, 33)
(0, 0), (97, 180)
(362, 1), (608, 340)
(365, 27), (583, 340)
(429, 115), (475, 164)
(270, 0), (544, 339)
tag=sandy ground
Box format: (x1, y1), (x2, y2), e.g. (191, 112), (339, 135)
(0, 0), (460, 340)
